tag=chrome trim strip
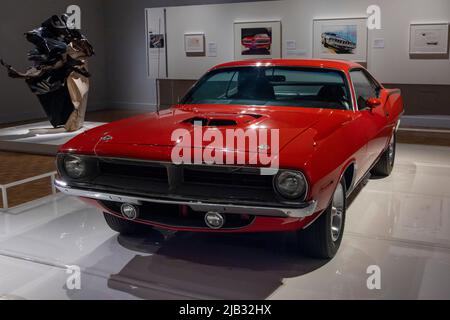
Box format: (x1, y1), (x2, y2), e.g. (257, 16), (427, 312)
(55, 182), (318, 218)
(396, 119), (401, 132)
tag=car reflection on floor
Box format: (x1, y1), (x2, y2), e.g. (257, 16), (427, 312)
(104, 231), (326, 300)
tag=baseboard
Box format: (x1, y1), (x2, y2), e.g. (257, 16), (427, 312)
(108, 101), (158, 112)
(401, 115), (450, 129)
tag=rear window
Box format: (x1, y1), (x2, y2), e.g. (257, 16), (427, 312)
(181, 66), (352, 110)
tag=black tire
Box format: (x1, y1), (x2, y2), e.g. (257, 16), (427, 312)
(103, 212), (152, 235)
(371, 132), (396, 177)
(298, 179), (346, 259)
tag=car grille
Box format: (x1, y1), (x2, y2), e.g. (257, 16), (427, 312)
(99, 161), (168, 182)
(183, 167), (272, 188)
(68, 157), (279, 205)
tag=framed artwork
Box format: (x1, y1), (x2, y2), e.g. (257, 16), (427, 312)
(409, 23), (449, 55)
(313, 18), (368, 62)
(184, 33), (205, 56)
(234, 21), (282, 60)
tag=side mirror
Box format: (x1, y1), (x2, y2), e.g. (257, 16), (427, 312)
(366, 97), (382, 109)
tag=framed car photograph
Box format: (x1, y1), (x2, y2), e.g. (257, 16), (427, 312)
(313, 17), (368, 62)
(234, 21), (282, 60)
(184, 33), (205, 56)
(409, 23), (449, 56)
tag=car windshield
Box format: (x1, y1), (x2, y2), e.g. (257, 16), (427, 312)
(181, 66), (352, 110)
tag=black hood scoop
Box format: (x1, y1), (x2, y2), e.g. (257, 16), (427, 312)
(182, 113), (262, 127)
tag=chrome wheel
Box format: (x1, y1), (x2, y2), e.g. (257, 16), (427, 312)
(330, 182), (345, 242)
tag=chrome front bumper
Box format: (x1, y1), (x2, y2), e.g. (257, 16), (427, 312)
(55, 181), (318, 219)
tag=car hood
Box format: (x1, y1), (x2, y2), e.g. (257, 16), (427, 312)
(91, 105), (335, 155)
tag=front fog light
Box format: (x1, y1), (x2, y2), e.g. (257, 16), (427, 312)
(64, 155), (87, 179)
(274, 171), (307, 200)
(205, 212), (225, 229)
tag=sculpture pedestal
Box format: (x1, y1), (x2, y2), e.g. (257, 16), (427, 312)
(0, 121), (104, 155)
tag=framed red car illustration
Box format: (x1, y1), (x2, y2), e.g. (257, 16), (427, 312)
(55, 59), (403, 259)
(242, 33), (272, 50)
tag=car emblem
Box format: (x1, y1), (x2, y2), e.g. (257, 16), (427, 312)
(101, 135), (113, 142)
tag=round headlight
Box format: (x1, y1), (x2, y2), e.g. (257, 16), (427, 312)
(274, 171), (307, 200)
(64, 155), (87, 179)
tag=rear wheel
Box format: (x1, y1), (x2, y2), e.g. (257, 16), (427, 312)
(371, 131), (396, 177)
(103, 212), (152, 235)
(298, 179), (346, 259)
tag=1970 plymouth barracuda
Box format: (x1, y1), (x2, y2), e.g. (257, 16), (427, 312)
(55, 59), (403, 258)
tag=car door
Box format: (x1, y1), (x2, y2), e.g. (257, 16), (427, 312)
(349, 69), (390, 173)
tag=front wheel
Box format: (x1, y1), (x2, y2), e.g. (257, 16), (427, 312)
(371, 131), (396, 177)
(298, 179), (346, 259)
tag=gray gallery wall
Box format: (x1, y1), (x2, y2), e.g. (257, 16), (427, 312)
(104, 0), (274, 111)
(0, 0), (107, 123)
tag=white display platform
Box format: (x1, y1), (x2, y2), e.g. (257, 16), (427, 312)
(0, 121), (104, 145)
(0, 121), (105, 155)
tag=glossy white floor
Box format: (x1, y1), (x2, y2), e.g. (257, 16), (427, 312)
(0, 143), (449, 300)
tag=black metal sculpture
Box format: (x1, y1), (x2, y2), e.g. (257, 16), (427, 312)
(1, 14), (94, 132)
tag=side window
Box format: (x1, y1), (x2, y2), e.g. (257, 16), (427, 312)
(350, 70), (378, 110)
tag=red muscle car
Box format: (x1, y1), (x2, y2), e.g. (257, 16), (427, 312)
(242, 33), (271, 50)
(55, 59), (403, 259)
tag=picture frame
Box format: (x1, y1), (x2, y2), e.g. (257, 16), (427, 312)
(184, 33), (205, 56)
(313, 17), (368, 62)
(234, 21), (282, 60)
(145, 8), (168, 79)
(409, 23), (449, 56)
